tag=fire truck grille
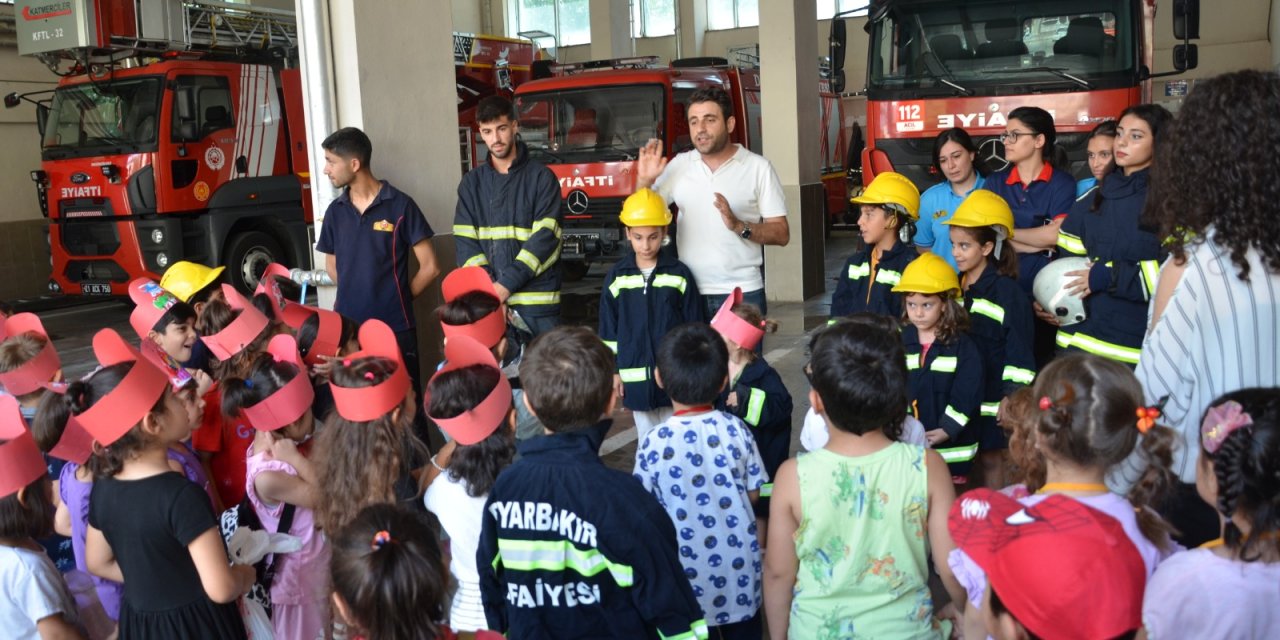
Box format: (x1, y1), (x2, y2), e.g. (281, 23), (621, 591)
(561, 196), (624, 220)
(63, 260), (129, 283)
(61, 220), (121, 257)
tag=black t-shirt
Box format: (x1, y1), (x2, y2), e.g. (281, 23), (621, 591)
(88, 472), (220, 609)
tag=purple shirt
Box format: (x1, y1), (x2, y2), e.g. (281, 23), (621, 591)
(1144, 547), (1280, 639)
(58, 463), (123, 620)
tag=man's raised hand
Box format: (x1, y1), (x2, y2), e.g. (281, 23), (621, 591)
(635, 139), (668, 189)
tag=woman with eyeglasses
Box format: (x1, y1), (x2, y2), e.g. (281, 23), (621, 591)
(1053, 104), (1171, 368)
(914, 128), (983, 271)
(983, 106), (1077, 367)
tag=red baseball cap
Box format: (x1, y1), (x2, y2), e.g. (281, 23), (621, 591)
(948, 489), (1146, 640)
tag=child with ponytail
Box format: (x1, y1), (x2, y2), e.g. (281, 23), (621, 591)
(220, 335), (329, 639)
(945, 189), (1035, 488)
(948, 353), (1179, 639)
(1140, 388), (1280, 638)
(315, 320), (430, 534)
(79, 330), (253, 638)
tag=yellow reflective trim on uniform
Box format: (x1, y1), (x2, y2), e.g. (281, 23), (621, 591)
(1140, 259), (1160, 300)
(1003, 366), (1035, 385)
(981, 402), (999, 417)
(455, 224), (479, 239)
(608, 275), (646, 298)
(847, 263), (870, 280)
(930, 356), (958, 373)
(508, 291), (561, 305)
(1068, 333), (1141, 364)
(515, 248), (541, 272)
(969, 298), (1005, 324)
(618, 367), (648, 383)
(462, 253), (489, 267)
(1056, 330), (1074, 349)
(1056, 231), (1086, 255)
(937, 442), (979, 463)
(874, 269), (902, 286)
(459, 225), (534, 241)
(744, 388), (766, 426)
(602, 340), (618, 354)
(497, 538), (635, 587)
(905, 355), (921, 370)
(532, 217), (562, 238)
(659, 620), (711, 640)
(651, 274), (688, 293)
(759, 483), (773, 498)
(944, 405), (970, 427)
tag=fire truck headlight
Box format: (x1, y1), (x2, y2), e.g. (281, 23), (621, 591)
(150, 229), (165, 245)
(155, 252), (169, 268)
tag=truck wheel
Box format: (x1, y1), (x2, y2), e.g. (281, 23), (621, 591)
(562, 260), (590, 282)
(224, 231), (284, 293)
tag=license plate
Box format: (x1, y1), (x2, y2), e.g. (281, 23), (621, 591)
(80, 283), (112, 295)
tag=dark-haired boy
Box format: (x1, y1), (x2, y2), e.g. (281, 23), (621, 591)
(454, 96), (563, 336)
(635, 322), (767, 636)
(478, 325), (708, 640)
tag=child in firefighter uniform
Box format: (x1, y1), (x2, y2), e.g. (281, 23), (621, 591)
(599, 188), (703, 435)
(831, 172), (921, 319)
(893, 252), (985, 483)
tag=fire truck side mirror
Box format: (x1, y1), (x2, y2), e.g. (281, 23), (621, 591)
(1173, 44), (1198, 72)
(1172, 0), (1200, 40)
(36, 104), (48, 137)
(3, 93), (19, 109)
(175, 87), (198, 141)
(829, 19), (847, 94)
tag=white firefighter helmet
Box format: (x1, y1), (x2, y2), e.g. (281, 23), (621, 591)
(1033, 257), (1091, 327)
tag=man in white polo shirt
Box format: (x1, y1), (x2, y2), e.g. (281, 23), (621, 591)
(635, 87), (790, 318)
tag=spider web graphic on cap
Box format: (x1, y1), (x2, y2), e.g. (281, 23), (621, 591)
(952, 492), (1097, 551)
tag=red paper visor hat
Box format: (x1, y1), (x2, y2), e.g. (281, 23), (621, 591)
(0, 394), (46, 499)
(0, 312), (62, 396)
(255, 263), (312, 329)
(425, 335), (512, 445)
(330, 320), (411, 422)
(709, 287), (765, 352)
(127, 277), (181, 341)
(242, 335), (315, 432)
(440, 266), (506, 349)
(202, 284), (271, 361)
(77, 329), (171, 447)
(297, 305), (344, 367)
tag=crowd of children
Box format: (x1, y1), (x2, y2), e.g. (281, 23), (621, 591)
(1, 76), (1279, 640)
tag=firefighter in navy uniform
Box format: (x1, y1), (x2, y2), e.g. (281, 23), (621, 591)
(892, 252), (986, 483)
(830, 172), (921, 320)
(455, 96), (563, 335)
(944, 190), (1035, 488)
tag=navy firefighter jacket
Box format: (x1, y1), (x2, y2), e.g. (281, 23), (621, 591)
(830, 238), (916, 319)
(902, 324), (985, 441)
(715, 356), (792, 483)
(1055, 168), (1162, 366)
(478, 420), (708, 640)
(599, 252), (704, 412)
(962, 263), (1036, 418)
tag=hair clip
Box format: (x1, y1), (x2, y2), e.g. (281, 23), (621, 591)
(1201, 400), (1253, 453)
(1135, 406), (1161, 434)
(1038, 396), (1053, 410)
(364, 371), (376, 381)
(343, 358), (353, 367)
(759, 320), (767, 328)
(244, 378), (254, 389)
(371, 530), (392, 551)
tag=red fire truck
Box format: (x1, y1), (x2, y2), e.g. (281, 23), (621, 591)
(456, 33), (543, 174)
(831, 0), (1200, 187)
(9, 0), (313, 295)
(510, 57), (852, 277)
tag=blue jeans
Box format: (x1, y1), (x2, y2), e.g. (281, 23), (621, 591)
(703, 289), (767, 354)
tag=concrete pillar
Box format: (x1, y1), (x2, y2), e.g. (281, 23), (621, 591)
(759, 0), (824, 302)
(677, 0), (707, 59)
(589, 0), (633, 60)
(312, 0), (461, 380)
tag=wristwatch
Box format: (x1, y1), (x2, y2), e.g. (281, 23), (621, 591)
(739, 223), (753, 240)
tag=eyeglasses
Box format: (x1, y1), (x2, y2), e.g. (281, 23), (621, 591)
(999, 130), (1035, 144)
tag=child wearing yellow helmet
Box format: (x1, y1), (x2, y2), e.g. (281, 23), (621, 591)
(944, 190), (1036, 489)
(831, 172), (921, 319)
(892, 252), (985, 485)
(599, 188), (704, 434)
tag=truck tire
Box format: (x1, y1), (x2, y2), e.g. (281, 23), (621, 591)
(224, 230), (284, 294)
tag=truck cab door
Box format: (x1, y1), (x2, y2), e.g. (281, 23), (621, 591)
(159, 73), (235, 213)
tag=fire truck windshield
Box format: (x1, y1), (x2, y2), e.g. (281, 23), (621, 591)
(41, 77), (163, 160)
(867, 0), (1136, 98)
(515, 84), (664, 163)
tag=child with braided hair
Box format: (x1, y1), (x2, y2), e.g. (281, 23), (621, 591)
(948, 353), (1180, 639)
(1140, 388), (1280, 639)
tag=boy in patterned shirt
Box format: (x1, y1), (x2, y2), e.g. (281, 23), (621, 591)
(634, 322), (767, 636)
